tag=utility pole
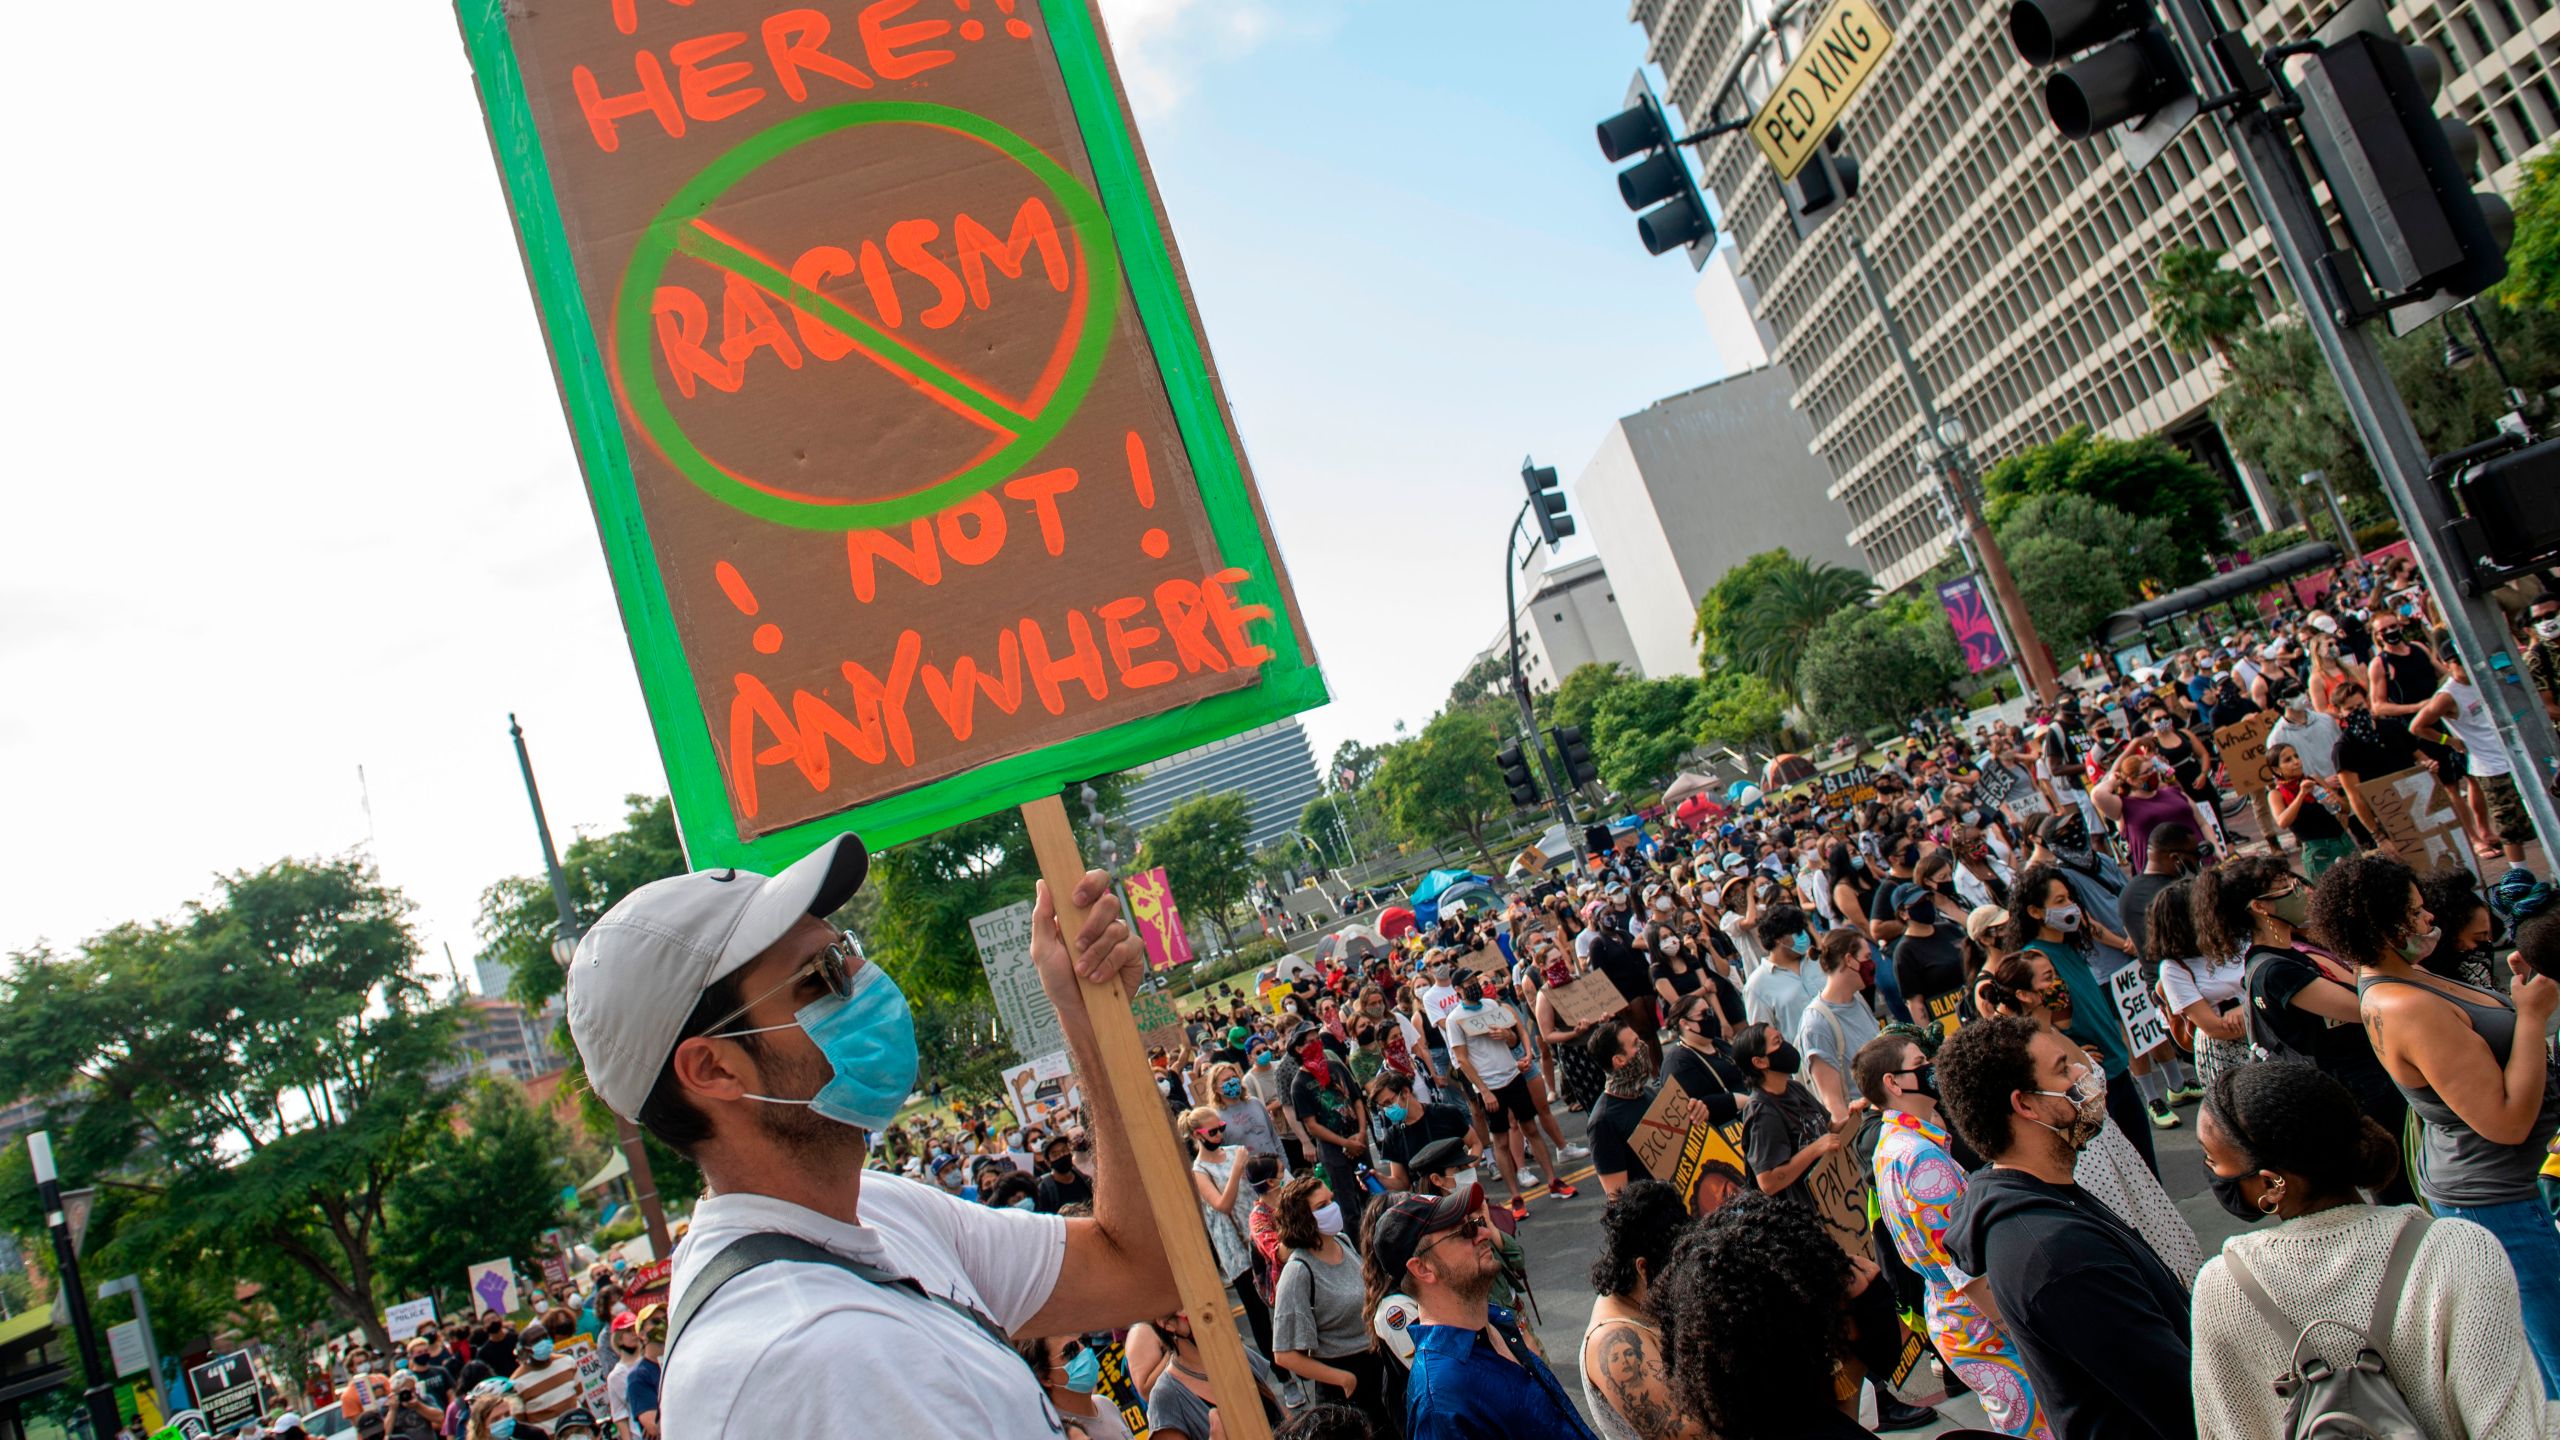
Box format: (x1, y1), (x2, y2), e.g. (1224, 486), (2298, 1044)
(29, 1132), (121, 1440)
(2148, 0), (2560, 857)
(509, 715), (673, 1259)
(2299, 469), (2358, 558)
(1502, 502), (1578, 831)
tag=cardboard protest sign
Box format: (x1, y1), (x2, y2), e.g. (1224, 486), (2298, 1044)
(1545, 971), (1629, 1030)
(1801, 1143), (1872, 1259)
(465, 1258), (521, 1318)
(1817, 764), (1882, 808)
(184, 1352), (262, 1432)
(1627, 1084), (1751, 1215)
(1130, 987), (1187, 1054)
(2215, 712), (2278, 795)
(2106, 965), (2170, 1056)
(456, 0), (1324, 871)
(1921, 988), (1965, 1040)
(568, 1337), (612, 1417)
(1971, 764), (2017, 811)
(2359, 767), (2473, 878)
(971, 900), (1063, 1060)
(1457, 944), (1507, 976)
(1002, 1050), (1082, 1125)
(1127, 867), (1195, 971)
(382, 1296), (438, 1345)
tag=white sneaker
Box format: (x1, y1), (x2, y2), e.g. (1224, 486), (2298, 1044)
(1560, 1141), (1591, 1162)
(1515, 1168), (1540, 1189)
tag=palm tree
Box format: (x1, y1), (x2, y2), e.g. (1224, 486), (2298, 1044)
(1728, 557), (1874, 704)
(2146, 246), (2259, 360)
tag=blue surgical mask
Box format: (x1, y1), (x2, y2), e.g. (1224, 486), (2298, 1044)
(490, 1420), (518, 1440)
(1064, 1345), (1102, 1395)
(1220, 1078), (1244, 1099)
(1010, 1197), (1036, 1211)
(529, 1339), (553, 1363)
(1383, 1104), (1409, 1124)
(734, 959), (920, 1129)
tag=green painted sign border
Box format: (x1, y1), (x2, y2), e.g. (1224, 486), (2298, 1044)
(454, 0), (1325, 869)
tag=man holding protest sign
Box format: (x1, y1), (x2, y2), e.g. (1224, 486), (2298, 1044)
(565, 836), (1175, 1436)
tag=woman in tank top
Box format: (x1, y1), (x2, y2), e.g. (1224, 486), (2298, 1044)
(2311, 851), (2560, 1395)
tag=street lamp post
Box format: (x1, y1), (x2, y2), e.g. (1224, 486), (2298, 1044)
(29, 1132), (122, 1440)
(509, 715), (672, 1259)
(1914, 420), (2036, 702)
(2299, 470), (2357, 558)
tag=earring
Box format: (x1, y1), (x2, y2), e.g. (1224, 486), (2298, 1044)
(2258, 1177), (2284, 1215)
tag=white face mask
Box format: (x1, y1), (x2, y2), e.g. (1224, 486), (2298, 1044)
(1449, 1166), (1479, 1197)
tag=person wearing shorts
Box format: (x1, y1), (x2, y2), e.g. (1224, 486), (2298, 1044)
(1440, 978), (1575, 1218)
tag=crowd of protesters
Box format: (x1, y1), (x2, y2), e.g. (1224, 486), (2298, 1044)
(477, 555), (2560, 1440)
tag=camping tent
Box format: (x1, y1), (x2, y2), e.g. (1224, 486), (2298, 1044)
(1410, 868), (1499, 928)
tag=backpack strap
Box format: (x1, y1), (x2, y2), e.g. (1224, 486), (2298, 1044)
(664, 1231), (1012, 1371)
(2219, 1244), (2300, 1346)
(2364, 1211), (2430, 1346)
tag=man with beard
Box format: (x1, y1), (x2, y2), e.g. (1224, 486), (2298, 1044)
(1581, 1019), (1712, 1200)
(1380, 1187), (1599, 1440)
(566, 836), (1175, 1436)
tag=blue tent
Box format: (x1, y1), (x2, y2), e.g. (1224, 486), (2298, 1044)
(1411, 868), (1498, 928)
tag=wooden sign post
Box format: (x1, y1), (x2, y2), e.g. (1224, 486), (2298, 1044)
(1021, 796), (1270, 1440)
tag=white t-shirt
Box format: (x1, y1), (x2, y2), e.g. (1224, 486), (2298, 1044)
(1720, 912), (1766, 975)
(2267, 711), (2342, 779)
(2158, 953), (2247, 1015)
(663, 1179), (1069, 1437)
(1442, 1002), (1524, 1090)
(1418, 983), (1461, 1027)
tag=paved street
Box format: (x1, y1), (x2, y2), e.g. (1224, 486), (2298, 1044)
(1506, 1087), (2251, 1433)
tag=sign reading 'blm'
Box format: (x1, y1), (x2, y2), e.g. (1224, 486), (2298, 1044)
(455, 0), (1323, 867)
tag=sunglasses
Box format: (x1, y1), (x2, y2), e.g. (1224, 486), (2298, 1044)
(701, 930), (862, 1036)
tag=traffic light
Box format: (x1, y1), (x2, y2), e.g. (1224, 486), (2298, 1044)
(2007, 0), (2198, 171)
(1597, 72), (1715, 268)
(1787, 139), (1860, 238)
(1496, 741), (1542, 808)
(1551, 725), (1599, 789)
(2288, 13), (2512, 330)
(2446, 434), (2560, 579)
(1522, 460), (1575, 547)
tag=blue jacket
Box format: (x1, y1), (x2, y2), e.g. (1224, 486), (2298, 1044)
(1404, 1304), (1598, 1440)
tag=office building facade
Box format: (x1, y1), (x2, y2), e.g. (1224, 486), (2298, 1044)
(1476, 554), (1650, 697)
(1119, 717), (1326, 851)
(1631, 0), (2560, 590)
(1574, 366), (1870, 677)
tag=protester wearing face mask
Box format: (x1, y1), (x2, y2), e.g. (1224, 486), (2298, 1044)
(2090, 743), (2211, 876)
(2001, 862), (2170, 1159)
(507, 1315), (579, 1430)
(2325, 678), (2416, 851)
(1267, 1176), (1392, 1430)
(1742, 903), (1819, 1036)
(564, 838), (1175, 1436)
(462, 1388), (532, 1440)
(1178, 1106), (1274, 1357)
(1887, 882), (1967, 1039)
(1441, 975), (1573, 1218)
(1938, 1016), (2196, 1440)
(2267, 741), (2355, 878)
(2191, 1060), (2559, 1440)
(1142, 1303), (1287, 1440)
(1204, 1060), (1285, 1167)
(2318, 853), (2560, 1389)
(601, 1316), (642, 1434)
(1858, 1035), (2044, 1438)
(1581, 1019), (1713, 1200)
(1796, 928), (1882, 1123)
(1013, 1335), (1134, 1440)
(1291, 1027), (1376, 1239)
(1369, 1073), (1479, 1194)
(1733, 1021), (1859, 1214)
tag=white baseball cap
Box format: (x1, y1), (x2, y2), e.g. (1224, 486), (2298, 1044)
(567, 833), (870, 1120)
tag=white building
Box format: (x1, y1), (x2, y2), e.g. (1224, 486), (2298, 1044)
(1475, 554), (1648, 696)
(1119, 718), (1325, 850)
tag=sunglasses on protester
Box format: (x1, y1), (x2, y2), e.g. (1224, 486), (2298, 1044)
(701, 930), (863, 1036)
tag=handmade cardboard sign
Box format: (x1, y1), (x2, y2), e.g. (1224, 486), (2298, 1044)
(1801, 1143), (1872, 1259)
(2358, 767), (2472, 878)
(2106, 965), (2170, 1056)
(456, 0), (1323, 867)
(1130, 987), (1187, 1054)
(1545, 970), (1630, 1029)
(1627, 1083), (1751, 1215)
(2215, 713), (2278, 795)
(1457, 944), (1508, 976)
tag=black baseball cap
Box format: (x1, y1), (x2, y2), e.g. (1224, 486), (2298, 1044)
(1371, 1184), (1483, 1278)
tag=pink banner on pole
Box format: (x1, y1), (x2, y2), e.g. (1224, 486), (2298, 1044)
(1126, 867), (1195, 971)
(1936, 576), (2009, 675)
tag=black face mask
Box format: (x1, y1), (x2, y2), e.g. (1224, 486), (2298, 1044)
(2206, 1164), (2266, 1223)
(1049, 1155), (1077, 1177)
(1765, 1041), (1803, 1075)
(1902, 1063), (1939, 1100)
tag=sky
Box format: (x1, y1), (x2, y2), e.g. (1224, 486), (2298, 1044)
(1, 0), (1730, 981)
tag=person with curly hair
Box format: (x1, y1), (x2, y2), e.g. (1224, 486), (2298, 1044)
(1652, 1194), (1949, 1440)
(1577, 1180), (1705, 1440)
(2417, 868), (2504, 991)
(1938, 1016), (2195, 1440)
(2315, 852), (2560, 1393)
(2191, 1060), (2558, 1438)
(1859, 1033), (2049, 1439)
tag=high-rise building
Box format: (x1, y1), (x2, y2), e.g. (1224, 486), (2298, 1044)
(1471, 554), (1649, 698)
(1630, 0), (2558, 591)
(1119, 717), (1326, 851)
(438, 995), (565, 1087)
(1574, 365), (1869, 677)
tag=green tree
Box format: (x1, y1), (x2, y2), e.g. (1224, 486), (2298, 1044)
(1687, 668), (1790, 754)
(1447, 651), (1513, 711)
(1990, 492), (2176, 648)
(377, 1079), (575, 1310)
(1797, 601), (1962, 737)
(1979, 426), (2223, 583)
(1138, 791), (1256, 947)
(1328, 739), (1383, 791)
(477, 794), (686, 1011)
(1367, 703), (1511, 870)
(2145, 245), (2260, 358)
(2501, 147), (2560, 311)
(1591, 676), (1703, 796)
(1546, 662), (1632, 735)
(1693, 548), (1801, 671)
(1715, 555), (1876, 703)
(0, 858), (454, 1353)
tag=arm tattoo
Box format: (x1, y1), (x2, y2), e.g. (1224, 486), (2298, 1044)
(1592, 1323), (1705, 1440)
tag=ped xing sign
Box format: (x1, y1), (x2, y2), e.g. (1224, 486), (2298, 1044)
(1750, 0), (1894, 180)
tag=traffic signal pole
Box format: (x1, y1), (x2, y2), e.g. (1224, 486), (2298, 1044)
(1503, 501), (1578, 832)
(1839, 220), (2059, 704)
(2152, 0), (2560, 859)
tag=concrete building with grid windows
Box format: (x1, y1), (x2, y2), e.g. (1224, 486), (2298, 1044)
(1119, 718), (1325, 851)
(1631, 0), (2560, 591)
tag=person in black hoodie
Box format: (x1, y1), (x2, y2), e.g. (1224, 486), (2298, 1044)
(1936, 1016), (2196, 1440)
